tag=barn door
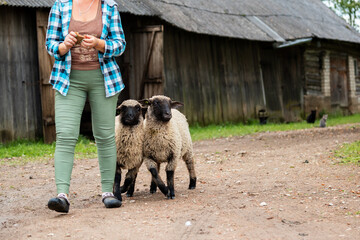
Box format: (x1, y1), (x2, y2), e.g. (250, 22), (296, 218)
(330, 54), (348, 109)
(130, 25), (164, 99)
(36, 9), (56, 143)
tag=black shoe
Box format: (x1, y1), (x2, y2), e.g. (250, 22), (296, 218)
(48, 195), (70, 213)
(102, 193), (122, 208)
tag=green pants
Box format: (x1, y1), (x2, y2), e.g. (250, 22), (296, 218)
(54, 69), (119, 194)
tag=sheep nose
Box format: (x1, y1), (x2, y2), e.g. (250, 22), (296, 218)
(163, 112), (172, 121)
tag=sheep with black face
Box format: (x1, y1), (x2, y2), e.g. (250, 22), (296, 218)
(114, 100), (146, 202)
(140, 95), (196, 199)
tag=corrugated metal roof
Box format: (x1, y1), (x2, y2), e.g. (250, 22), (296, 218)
(0, 0), (53, 7)
(1, 0), (360, 43)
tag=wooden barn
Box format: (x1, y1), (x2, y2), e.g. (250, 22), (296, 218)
(1, 0), (360, 143)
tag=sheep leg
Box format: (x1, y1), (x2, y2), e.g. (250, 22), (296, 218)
(121, 168), (137, 194)
(145, 157), (168, 196)
(150, 163), (160, 194)
(183, 152), (197, 189)
(166, 170), (175, 199)
(121, 168), (139, 197)
(126, 172), (138, 197)
(148, 168), (168, 196)
(113, 164), (122, 201)
(165, 154), (177, 199)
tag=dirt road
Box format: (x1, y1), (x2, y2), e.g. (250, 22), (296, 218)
(1, 124), (360, 240)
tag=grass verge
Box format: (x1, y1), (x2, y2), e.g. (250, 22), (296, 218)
(333, 141), (360, 166)
(0, 136), (97, 165)
(190, 114), (360, 141)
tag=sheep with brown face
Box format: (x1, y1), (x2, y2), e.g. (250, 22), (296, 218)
(140, 95), (196, 199)
(114, 100), (146, 201)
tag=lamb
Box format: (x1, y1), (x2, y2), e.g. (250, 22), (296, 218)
(113, 100), (146, 201)
(140, 95), (197, 199)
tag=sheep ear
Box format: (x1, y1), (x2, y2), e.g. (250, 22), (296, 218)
(139, 99), (151, 107)
(141, 107), (148, 118)
(115, 105), (123, 116)
(117, 105), (126, 113)
(171, 101), (184, 109)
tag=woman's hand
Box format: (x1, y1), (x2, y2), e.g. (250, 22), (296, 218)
(81, 35), (98, 49)
(59, 31), (77, 56)
(82, 35), (105, 53)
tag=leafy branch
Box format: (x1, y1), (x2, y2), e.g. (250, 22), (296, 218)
(323, 0), (360, 29)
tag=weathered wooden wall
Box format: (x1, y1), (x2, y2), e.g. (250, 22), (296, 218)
(303, 41), (360, 115)
(163, 26), (266, 125)
(117, 15), (165, 102)
(261, 47), (304, 122)
(353, 57), (360, 95)
(0, 7), (42, 142)
(304, 49), (322, 95)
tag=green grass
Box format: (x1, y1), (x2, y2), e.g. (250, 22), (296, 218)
(190, 114), (360, 141)
(0, 135), (97, 165)
(1, 114), (360, 165)
(334, 141), (360, 166)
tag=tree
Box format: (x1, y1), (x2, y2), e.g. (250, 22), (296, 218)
(323, 0), (360, 29)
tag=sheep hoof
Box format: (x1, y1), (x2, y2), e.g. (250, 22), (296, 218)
(114, 192), (122, 202)
(150, 182), (157, 194)
(167, 194), (175, 200)
(189, 178), (196, 189)
(121, 189), (127, 194)
(126, 192), (133, 197)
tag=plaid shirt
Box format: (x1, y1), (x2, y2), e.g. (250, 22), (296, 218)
(46, 0), (126, 97)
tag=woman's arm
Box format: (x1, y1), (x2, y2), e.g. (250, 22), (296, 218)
(46, 1), (77, 58)
(102, 5), (126, 58)
(45, 1), (65, 60)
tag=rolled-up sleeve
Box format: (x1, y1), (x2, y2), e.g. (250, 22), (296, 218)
(103, 6), (126, 58)
(45, 0), (65, 61)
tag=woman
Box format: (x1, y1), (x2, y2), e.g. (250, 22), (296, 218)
(45, 0), (126, 213)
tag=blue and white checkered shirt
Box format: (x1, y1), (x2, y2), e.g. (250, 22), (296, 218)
(46, 0), (126, 97)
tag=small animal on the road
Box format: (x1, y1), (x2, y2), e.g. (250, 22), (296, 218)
(306, 109), (317, 123)
(319, 114), (328, 128)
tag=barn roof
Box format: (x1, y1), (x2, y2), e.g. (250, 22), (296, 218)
(2, 0), (360, 44)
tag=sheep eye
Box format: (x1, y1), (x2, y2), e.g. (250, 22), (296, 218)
(135, 105), (141, 111)
(119, 106), (126, 113)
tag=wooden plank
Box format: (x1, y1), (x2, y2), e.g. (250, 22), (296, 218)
(142, 26), (164, 98)
(129, 25), (164, 100)
(36, 9), (56, 143)
(261, 49), (283, 114)
(330, 54), (348, 107)
(132, 25), (163, 33)
(0, 7), (15, 142)
(0, 7), (42, 142)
